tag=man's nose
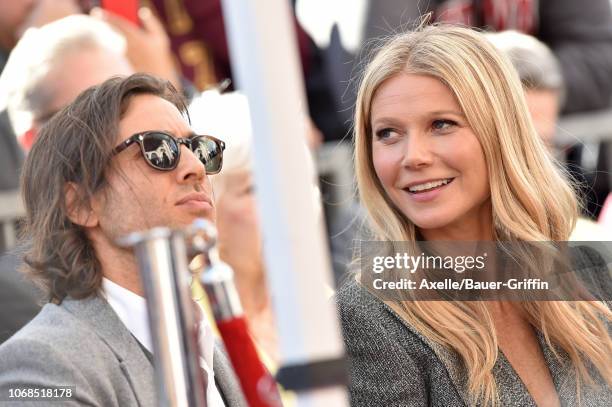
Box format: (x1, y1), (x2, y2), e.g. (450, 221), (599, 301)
(176, 145), (207, 182)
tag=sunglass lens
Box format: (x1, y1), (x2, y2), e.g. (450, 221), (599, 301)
(141, 133), (179, 170)
(193, 137), (223, 174)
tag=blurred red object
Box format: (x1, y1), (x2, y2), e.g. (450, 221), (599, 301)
(20, 128), (37, 151)
(200, 250), (282, 407)
(217, 317), (282, 407)
(101, 0), (139, 25)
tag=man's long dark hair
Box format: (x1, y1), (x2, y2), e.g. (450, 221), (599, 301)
(20, 73), (188, 303)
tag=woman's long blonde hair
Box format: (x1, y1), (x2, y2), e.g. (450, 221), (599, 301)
(354, 24), (611, 405)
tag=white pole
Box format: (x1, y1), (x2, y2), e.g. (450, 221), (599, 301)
(220, 1), (349, 405)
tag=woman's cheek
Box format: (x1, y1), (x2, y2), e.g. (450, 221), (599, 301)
(372, 148), (401, 188)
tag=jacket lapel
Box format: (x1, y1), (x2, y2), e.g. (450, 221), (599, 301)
(493, 351), (537, 407)
(382, 299), (588, 407)
(213, 344), (248, 407)
(537, 331), (578, 407)
(61, 295), (156, 407)
(383, 300), (472, 406)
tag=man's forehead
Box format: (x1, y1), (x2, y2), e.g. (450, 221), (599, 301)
(118, 94), (191, 141)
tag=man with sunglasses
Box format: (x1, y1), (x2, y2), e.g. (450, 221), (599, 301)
(0, 73), (244, 406)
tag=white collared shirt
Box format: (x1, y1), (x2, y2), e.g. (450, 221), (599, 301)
(102, 278), (226, 406)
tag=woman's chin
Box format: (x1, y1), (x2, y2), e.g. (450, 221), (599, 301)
(411, 217), (453, 236)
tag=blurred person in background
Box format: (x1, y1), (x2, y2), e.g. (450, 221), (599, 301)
(189, 89), (342, 406)
(432, 0), (612, 115)
(0, 0), (81, 192)
(91, 6), (183, 94)
(192, 91), (278, 360)
(485, 31), (563, 150)
(1, 15), (133, 150)
(1, 8), (183, 151)
(487, 30), (612, 241)
(188, 85), (357, 357)
(188, 89), (323, 366)
(0, 0), (82, 69)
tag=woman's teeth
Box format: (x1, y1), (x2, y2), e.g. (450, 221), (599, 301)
(408, 178), (452, 193)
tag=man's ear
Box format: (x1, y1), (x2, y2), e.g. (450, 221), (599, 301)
(64, 182), (99, 228)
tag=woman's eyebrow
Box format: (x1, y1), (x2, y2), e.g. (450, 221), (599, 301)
(371, 110), (466, 128)
(371, 117), (405, 128)
(428, 110), (466, 117)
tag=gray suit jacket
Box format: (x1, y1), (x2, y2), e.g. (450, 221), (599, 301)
(0, 109), (23, 191)
(0, 295), (247, 406)
(337, 246), (611, 406)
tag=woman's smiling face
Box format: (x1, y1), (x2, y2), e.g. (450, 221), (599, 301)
(370, 73), (492, 240)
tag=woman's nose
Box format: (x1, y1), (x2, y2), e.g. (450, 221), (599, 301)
(400, 134), (434, 169)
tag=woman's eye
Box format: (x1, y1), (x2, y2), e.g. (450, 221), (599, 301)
(432, 119), (457, 132)
(375, 128), (396, 140)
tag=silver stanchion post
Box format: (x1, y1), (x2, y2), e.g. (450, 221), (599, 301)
(120, 228), (207, 407)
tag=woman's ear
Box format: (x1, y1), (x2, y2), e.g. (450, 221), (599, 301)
(64, 182), (99, 228)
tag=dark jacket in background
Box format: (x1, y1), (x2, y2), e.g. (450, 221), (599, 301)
(0, 49), (23, 191)
(0, 109), (23, 191)
(433, 0), (612, 114)
(329, 0), (612, 117)
(0, 249), (41, 344)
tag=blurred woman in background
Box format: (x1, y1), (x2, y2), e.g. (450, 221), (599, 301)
(189, 90), (281, 364)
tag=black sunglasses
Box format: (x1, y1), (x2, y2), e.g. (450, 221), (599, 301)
(112, 131), (226, 174)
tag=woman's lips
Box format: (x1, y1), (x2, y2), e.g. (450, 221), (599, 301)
(404, 178), (455, 202)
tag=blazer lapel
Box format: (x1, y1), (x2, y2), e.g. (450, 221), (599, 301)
(382, 301), (472, 406)
(493, 351), (537, 407)
(61, 295), (156, 407)
(537, 331), (578, 407)
(382, 299), (591, 407)
(212, 343), (248, 407)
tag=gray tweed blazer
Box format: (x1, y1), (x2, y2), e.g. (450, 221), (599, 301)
(337, 246), (611, 406)
(0, 295), (247, 407)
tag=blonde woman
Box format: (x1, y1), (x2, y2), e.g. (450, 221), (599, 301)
(337, 24), (611, 406)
